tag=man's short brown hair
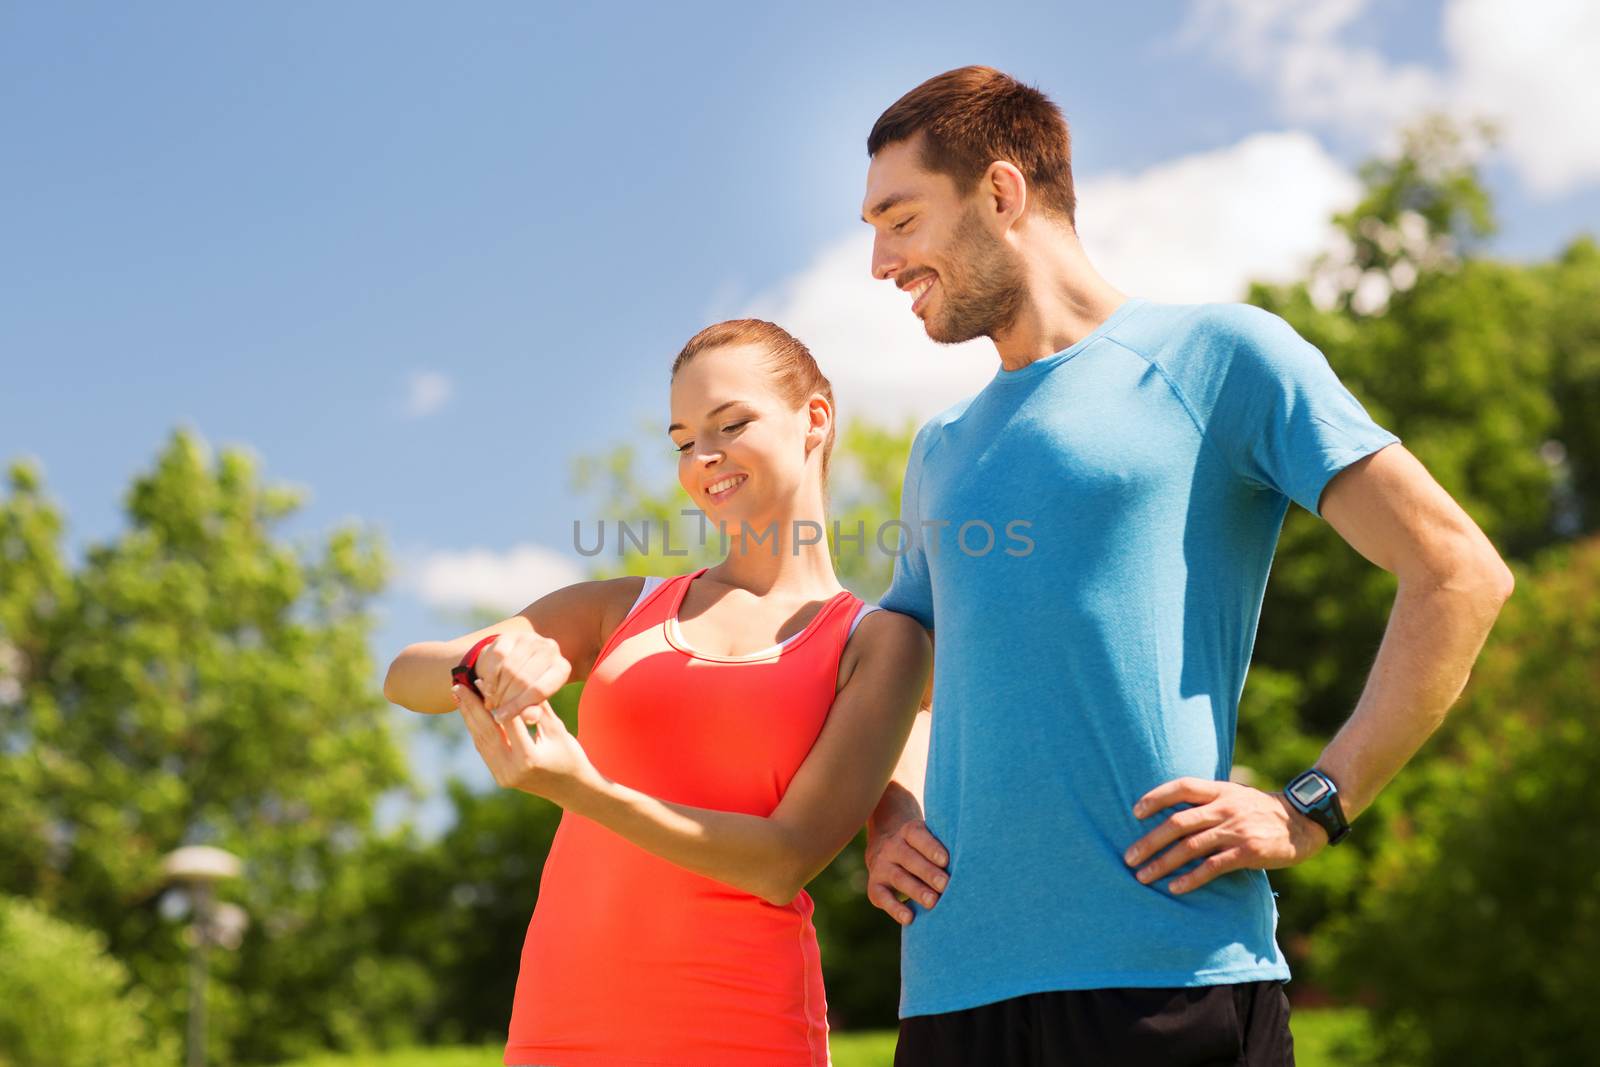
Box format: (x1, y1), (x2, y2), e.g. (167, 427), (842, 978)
(867, 65), (1076, 227)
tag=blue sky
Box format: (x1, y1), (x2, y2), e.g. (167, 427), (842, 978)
(5, 1), (1597, 828)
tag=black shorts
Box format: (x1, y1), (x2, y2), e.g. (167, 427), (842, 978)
(894, 979), (1294, 1066)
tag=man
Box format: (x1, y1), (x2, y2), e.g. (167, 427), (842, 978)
(859, 66), (1513, 1066)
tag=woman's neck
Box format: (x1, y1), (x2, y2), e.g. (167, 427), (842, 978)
(704, 512), (841, 599)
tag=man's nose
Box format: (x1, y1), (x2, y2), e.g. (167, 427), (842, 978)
(871, 235), (901, 281)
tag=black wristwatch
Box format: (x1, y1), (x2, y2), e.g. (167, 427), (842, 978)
(1283, 769), (1351, 845)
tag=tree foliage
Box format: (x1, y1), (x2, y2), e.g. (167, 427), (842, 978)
(0, 428), (415, 1062)
(1324, 537), (1600, 1064)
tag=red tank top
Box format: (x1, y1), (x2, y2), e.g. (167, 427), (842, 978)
(503, 567), (862, 1067)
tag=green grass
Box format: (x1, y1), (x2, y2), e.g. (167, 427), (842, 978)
(278, 1007), (1380, 1067)
(1289, 1006), (1385, 1066)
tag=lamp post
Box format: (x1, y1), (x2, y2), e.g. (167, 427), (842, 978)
(161, 845), (245, 1067)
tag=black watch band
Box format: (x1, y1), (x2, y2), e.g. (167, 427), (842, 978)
(1284, 769), (1351, 845)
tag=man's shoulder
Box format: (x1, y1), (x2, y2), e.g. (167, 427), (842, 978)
(1107, 299), (1295, 362)
(908, 395), (977, 462)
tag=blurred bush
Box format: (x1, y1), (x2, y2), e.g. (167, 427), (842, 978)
(0, 895), (177, 1067)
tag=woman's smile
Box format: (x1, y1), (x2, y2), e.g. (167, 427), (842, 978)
(705, 473), (748, 504)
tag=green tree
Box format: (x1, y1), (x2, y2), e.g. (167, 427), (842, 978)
(0, 428), (419, 1063)
(1542, 235), (1600, 534)
(1323, 536), (1600, 1065)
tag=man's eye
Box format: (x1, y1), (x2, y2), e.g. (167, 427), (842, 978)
(893, 217), (914, 233)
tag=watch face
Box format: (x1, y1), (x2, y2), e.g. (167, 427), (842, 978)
(1291, 776), (1331, 806)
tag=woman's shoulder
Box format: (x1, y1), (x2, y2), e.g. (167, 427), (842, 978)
(593, 572), (684, 636)
(839, 604), (931, 679)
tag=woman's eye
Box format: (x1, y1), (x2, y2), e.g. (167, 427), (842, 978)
(674, 441), (693, 455)
(722, 420), (749, 434)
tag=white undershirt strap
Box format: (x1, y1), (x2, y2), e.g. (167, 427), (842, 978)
(847, 601), (882, 641)
(626, 575), (667, 619)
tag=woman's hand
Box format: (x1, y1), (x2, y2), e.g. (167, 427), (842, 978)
(473, 631), (573, 727)
(453, 683), (602, 807)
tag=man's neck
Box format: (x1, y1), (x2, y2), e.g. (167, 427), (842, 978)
(991, 234), (1129, 371)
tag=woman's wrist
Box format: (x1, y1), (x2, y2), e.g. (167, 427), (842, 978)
(537, 761), (613, 814)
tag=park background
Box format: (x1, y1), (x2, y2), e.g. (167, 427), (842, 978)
(4, 1), (1599, 1064)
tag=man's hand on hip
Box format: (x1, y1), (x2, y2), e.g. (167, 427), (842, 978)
(1122, 777), (1328, 894)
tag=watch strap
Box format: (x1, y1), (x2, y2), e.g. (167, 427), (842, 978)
(450, 635), (500, 696)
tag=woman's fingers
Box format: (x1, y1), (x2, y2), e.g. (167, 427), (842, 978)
(531, 700), (565, 733)
(493, 663), (570, 725)
(492, 642), (551, 711)
(454, 684), (510, 747)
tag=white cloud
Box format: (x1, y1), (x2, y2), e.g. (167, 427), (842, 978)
(405, 543), (585, 614)
(1184, 0), (1446, 143)
(1184, 0), (1446, 142)
(1076, 131), (1360, 304)
(1185, 0), (1600, 195)
(1445, 0), (1600, 195)
(403, 372), (452, 418)
(740, 131), (1357, 427)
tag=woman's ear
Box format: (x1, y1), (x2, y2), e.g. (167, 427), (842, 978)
(804, 395), (832, 456)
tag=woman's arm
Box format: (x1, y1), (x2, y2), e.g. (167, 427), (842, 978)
(453, 609), (932, 905)
(383, 577), (641, 714)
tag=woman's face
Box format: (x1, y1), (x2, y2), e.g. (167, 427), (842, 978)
(668, 344), (828, 539)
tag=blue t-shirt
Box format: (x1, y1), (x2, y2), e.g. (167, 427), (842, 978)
(879, 296), (1400, 1017)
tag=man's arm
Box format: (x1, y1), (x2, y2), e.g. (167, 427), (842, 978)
(1124, 444), (1514, 892)
(1290, 443), (1513, 818)
(865, 628), (950, 924)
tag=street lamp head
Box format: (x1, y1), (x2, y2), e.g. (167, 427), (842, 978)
(161, 845), (243, 886)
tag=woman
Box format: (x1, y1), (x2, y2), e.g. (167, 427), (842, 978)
(384, 319), (933, 1067)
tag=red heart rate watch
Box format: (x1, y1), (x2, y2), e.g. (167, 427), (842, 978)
(451, 635), (501, 699)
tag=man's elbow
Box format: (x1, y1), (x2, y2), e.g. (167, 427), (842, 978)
(1489, 558), (1515, 607)
(1469, 548), (1515, 611)
(1419, 534), (1515, 611)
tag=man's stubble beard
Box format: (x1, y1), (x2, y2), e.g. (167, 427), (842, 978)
(925, 204), (1029, 345)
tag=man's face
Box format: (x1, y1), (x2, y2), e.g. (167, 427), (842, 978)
(862, 133), (1026, 345)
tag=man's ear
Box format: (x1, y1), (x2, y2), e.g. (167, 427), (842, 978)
(983, 160), (1028, 229)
